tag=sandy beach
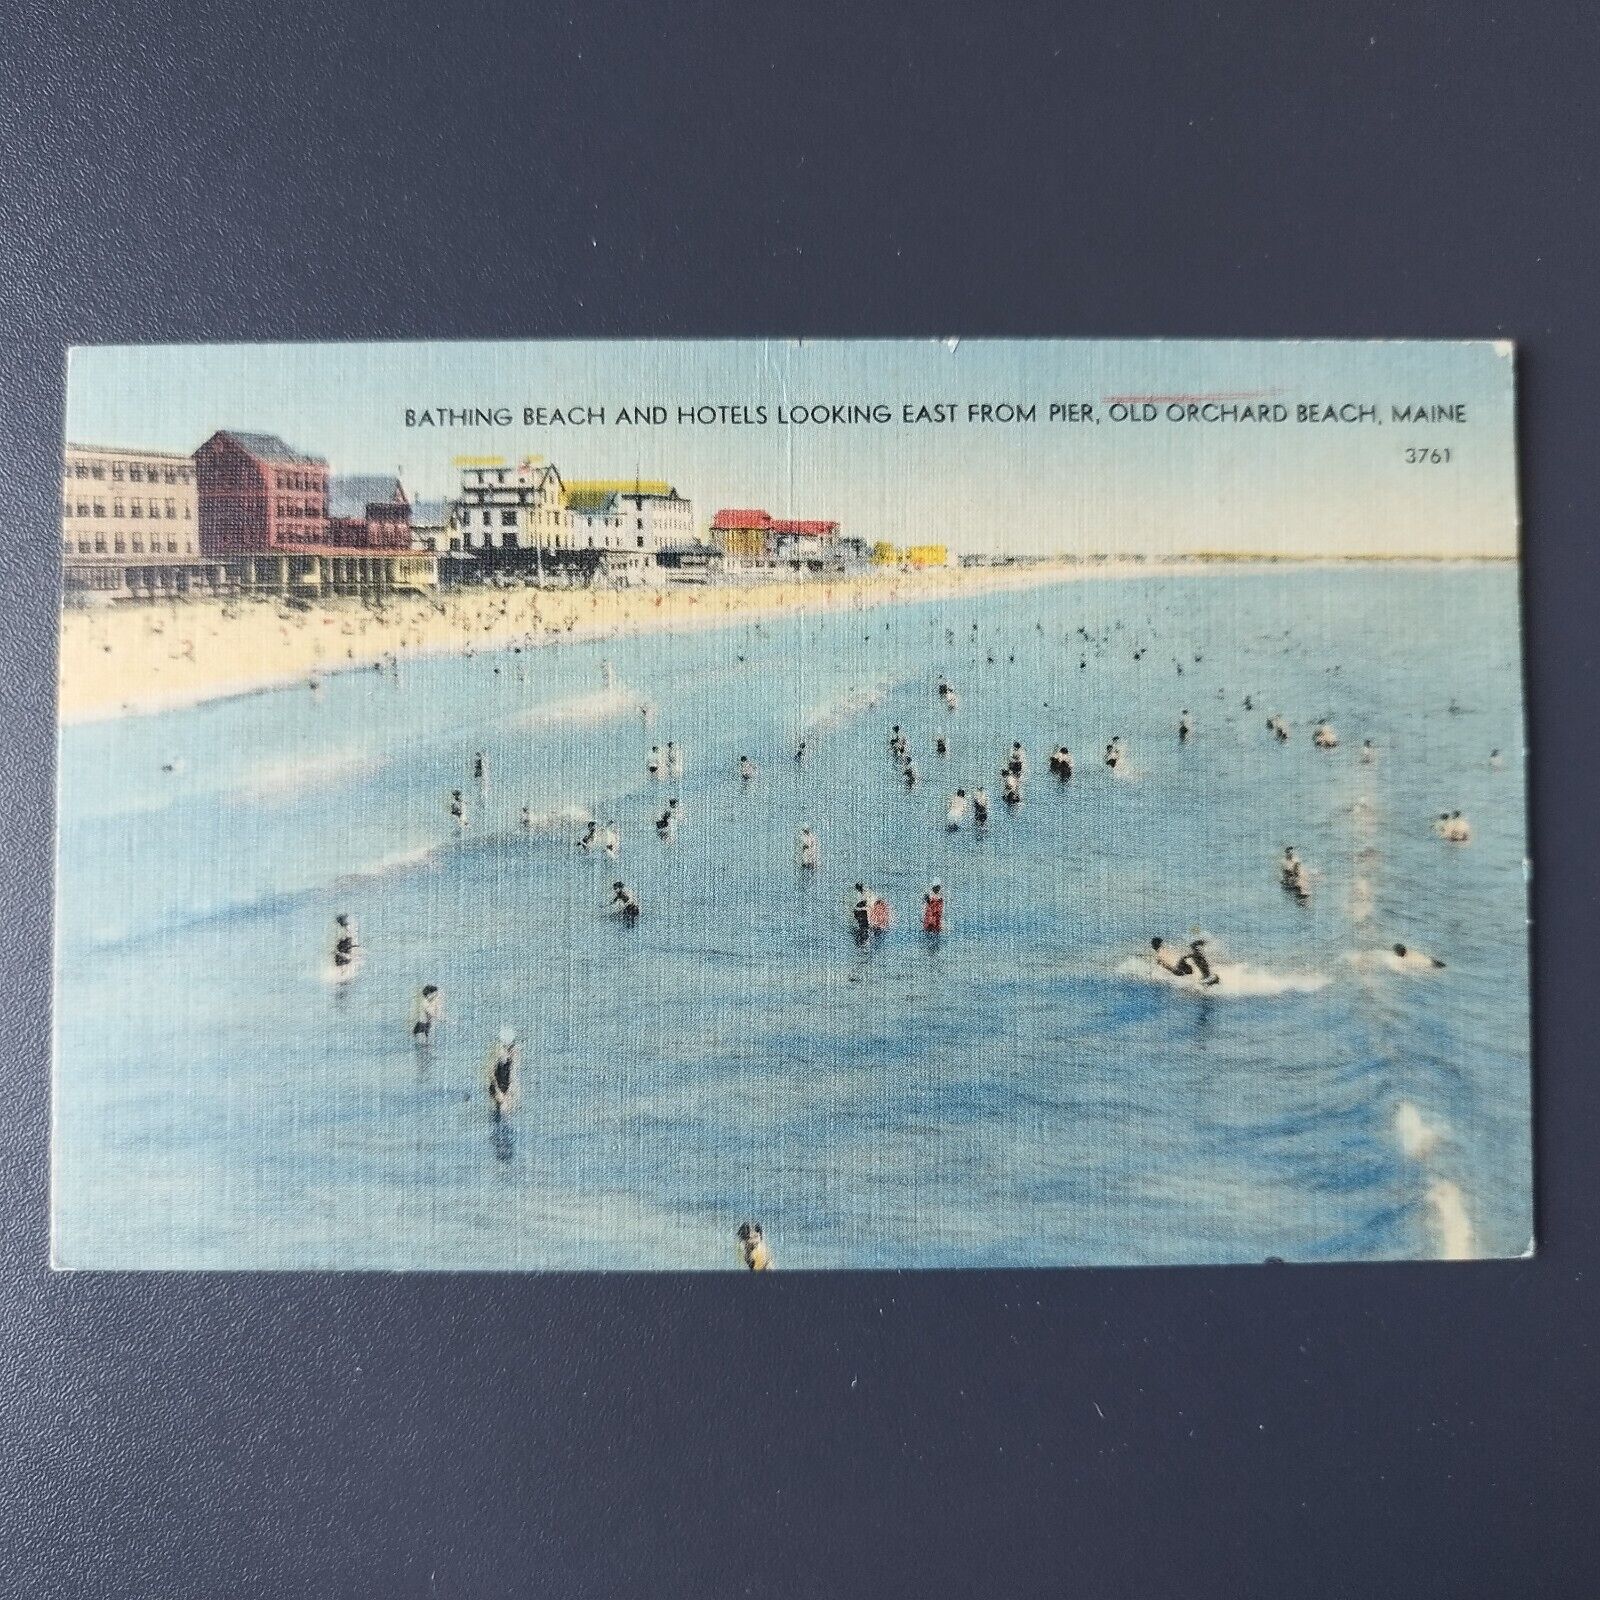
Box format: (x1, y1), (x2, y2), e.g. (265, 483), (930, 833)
(58, 560), (1163, 723)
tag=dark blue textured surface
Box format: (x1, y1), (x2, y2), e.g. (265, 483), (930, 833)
(1, 3), (1592, 1593)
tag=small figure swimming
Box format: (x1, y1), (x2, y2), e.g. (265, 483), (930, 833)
(448, 789), (467, 831)
(1150, 936), (1220, 986)
(410, 983), (442, 1042)
(738, 754), (758, 784)
(578, 820), (598, 852)
(1391, 943), (1446, 971)
(1178, 711), (1192, 743)
(736, 1222), (772, 1271)
(797, 826), (820, 870)
(1280, 846), (1311, 901)
(1312, 720), (1339, 749)
(922, 882), (945, 935)
(330, 913), (362, 979)
(946, 788), (968, 832)
(610, 879), (640, 922)
(972, 785), (991, 827)
(487, 1027), (518, 1116)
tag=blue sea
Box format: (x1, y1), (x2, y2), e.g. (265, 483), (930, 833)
(53, 566), (1532, 1269)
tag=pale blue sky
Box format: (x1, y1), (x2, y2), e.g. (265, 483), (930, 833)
(65, 339), (1518, 556)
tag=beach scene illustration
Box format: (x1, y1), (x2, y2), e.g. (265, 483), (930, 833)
(52, 339), (1531, 1269)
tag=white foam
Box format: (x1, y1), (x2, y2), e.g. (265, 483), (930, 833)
(1118, 955), (1331, 996)
(339, 841), (443, 884)
(1426, 1178), (1477, 1260)
(240, 747), (377, 801)
(515, 687), (640, 728)
(801, 676), (904, 735)
(1394, 1100), (1441, 1161)
(518, 803), (593, 838)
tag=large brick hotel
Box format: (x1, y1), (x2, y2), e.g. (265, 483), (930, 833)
(62, 429), (437, 602)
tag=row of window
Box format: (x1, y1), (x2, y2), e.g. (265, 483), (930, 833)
(68, 461), (191, 484)
(64, 500), (192, 520)
(64, 538), (193, 555)
(275, 501), (325, 519)
(273, 470), (321, 491)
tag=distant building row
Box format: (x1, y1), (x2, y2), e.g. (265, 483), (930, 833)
(63, 431), (437, 602)
(430, 458), (915, 584)
(62, 436), (951, 603)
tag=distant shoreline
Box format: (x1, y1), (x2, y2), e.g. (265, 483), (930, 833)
(56, 556), (1511, 726)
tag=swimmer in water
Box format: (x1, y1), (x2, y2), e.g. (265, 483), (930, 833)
(972, 785), (991, 826)
(922, 882), (945, 935)
(1280, 846), (1311, 900)
(1312, 720), (1338, 749)
(473, 751), (488, 785)
(646, 745), (662, 778)
(610, 880), (640, 921)
(667, 741), (683, 777)
(1007, 742), (1026, 778)
(946, 788), (968, 832)
(1178, 711), (1192, 742)
(888, 725), (906, 759)
(738, 754), (758, 784)
(603, 820), (620, 858)
(1439, 810), (1472, 843)
(1002, 769), (1022, 806)
(578, 820), (598, 852)
(520, 804), (532, 832)
(448, 789), (467, 830)
(797, 826), (820, 870)
(1361, 739), (1376, 765)
(795, 738), (808, 764)
(487, 1027), (518, 1116)
(1489, 748), (1505, 771)
(655, 799), (679, 841)
(1104, 737), (1123, 770)
(1392, 943), (1446, 970)
(331, 913), (360, 973)
(935, 734), (948, 758)
(903, 761), (918, 790)
(736, 1222), (772, 1271)
(410, 983), (442, 1042)
(1150, 936), (1220, 986)
(851, 882), (874, 937)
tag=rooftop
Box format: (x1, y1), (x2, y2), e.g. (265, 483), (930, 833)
(329, 474), (409, 519)
(214, 430), (328, 466)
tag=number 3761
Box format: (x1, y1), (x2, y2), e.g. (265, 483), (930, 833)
(1404, 447), (1453, 464)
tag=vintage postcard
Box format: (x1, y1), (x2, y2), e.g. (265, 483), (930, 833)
(52, 339), (1531, 1270)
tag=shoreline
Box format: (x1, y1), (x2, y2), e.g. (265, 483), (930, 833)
(57, 557), (1506, 726)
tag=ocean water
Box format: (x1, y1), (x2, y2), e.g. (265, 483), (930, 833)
(53, 566), (1532, 1269)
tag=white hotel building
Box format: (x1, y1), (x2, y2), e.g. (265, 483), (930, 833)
(436, 460), (694, 582)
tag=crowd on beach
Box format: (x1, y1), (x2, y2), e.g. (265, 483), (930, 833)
(59, 563), (1082, 723)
